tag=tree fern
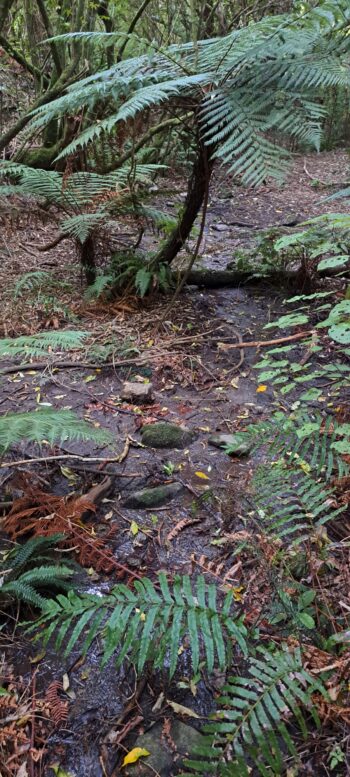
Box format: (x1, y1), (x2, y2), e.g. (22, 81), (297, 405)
(181, 646), (326, 777)
(26, 5), (350, 186)
(0, 409), (111, 452)
(30, 573), (248, 677)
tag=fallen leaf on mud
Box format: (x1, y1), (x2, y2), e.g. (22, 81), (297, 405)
(166, 700), (200, 718)
(29, 649), (46, 664)
(84, 374), (96, 383)
(195, 471), (210, 480)
(122, 747), (151, 767)
(256, 385), (267, 392)
(49, 765), (74, 777)
(62, 673), (70, 692)
(130, 520), (139, 536)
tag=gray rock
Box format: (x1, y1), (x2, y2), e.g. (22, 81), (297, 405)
(141, 422), (195, 449)
(121, 381), (154, 404)
(208, 432), (251, 455)
(211, 222), (230, 232)
(123, 482), (183, 508)
(122, 720), (206, 777)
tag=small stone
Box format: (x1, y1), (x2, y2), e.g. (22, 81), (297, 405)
(122, 720), (206, 776)
(141, 422), (195, 449)
(123, 482), (183, 508)
(211, 222), (230, 232)
(121, 381), (154, 404)
(208, 433), (251, 455)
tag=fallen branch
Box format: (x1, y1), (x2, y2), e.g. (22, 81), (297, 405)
(0, 449), (133, 468)
(218, 330), (314, 351)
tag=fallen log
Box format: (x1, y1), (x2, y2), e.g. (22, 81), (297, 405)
(175, 267), (300, 288)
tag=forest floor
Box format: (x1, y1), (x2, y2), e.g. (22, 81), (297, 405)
(1, 150), (350, 777)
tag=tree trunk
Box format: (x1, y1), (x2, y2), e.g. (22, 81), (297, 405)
(151, 139), (214, 268)
(80, 236), (96, 285)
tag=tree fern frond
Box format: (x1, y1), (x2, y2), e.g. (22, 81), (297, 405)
(0, 330), (88, 358)
(60, 210), (108, 242)
(30, 573), (248, 677)
(0, 409), (111, 451)
(181, 646), (326, 777)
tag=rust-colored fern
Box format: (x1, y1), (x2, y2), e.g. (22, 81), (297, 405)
(3, 481), (123, 576)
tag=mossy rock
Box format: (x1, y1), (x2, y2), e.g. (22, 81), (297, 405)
(122, 720), (206, 776)
(123, 482), (183, 508)
(141, 422), (195, 449)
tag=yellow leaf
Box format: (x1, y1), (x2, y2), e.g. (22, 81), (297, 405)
(232, 586), (245, 602)
(256, 385), (267, 393)
(195, 471), (210, 480)
(50, 766), (74, 777)
(84, 374), (96, 383)
(122, 748), (150, 767)
(130, 520), (139, 536)
(139, 612), (146, 622)
(199, 426), (210, 432)
(60, 466), (78, 484)
(166, 699), (200, 718)
(29, 649), (46, 664)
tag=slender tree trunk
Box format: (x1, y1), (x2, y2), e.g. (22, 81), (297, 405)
(151, 139), (214, 268)
(80, 236), (96, 285)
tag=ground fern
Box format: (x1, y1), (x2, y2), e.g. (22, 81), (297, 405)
(30, 573), (248, 677)
(181, 646), (326, 777)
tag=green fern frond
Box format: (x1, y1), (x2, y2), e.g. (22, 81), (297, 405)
(30, 573), (248, 677)
(13, 271), (54, 298)
(0, 330), (88, 358)
(1, 537), (74, 610)
(252, 463), (344, 544)
(238, 411), (350, 479)
(84, 273), (114, 300)
(181, 646), (326, 777)
(0, 409), (111, 451)
(25, 5), (350, 187)
(60, 210), (108, 242)
(6, 534), (65, 575)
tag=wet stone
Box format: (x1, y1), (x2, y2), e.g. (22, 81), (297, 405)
(141, 422), (195, 449)
(123, 482), (183, 508)
(121, 381), (154, 403)
(122, 720), (206, 777)
(208, 432), (251, 455)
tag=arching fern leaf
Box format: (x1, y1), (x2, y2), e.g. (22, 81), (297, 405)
(29, 573), (248, 677)
(181, 646), (326, 777)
